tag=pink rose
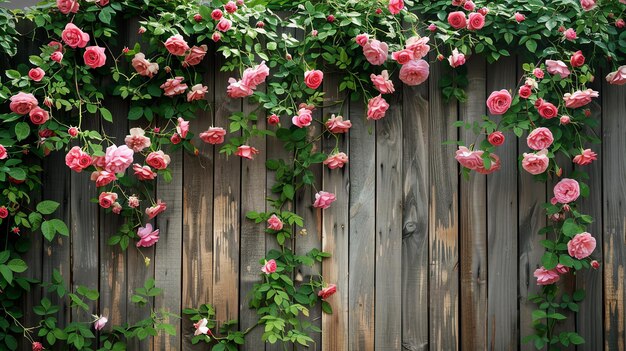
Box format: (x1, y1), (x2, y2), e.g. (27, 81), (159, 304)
(0, 145), (7, 160)
(304, 69), (323, 89)
(261, 259), (277, 274)
(105, 145), (134, 173)
(128, 196), (140, 208)
(560, 115), (571, 125)
(580, 0), (596, 11)
(399, 59), (429, 85)
(367, 95), (390, 120)
(573, 149), (597, 166)
(212, 32), (222, 42)
(555, 264), (570, 275)
(51, 51), (63, 63)
(0, 206), (8, 218)
(92, 155), (106, 169)
(522, 149), (549, 175)
(10, 92), (38, 115)
(313, 191), (336, 209)
(355, 33), (369, 46)
(194, 319), (211, 336)
(326, 115), (352, 133)
(267, 114), (280, 125)
(200, 127), (227, 144)
(99, 192), (118, 209)
(183, 45), (207, 66)
(567, 232), (596, 259)
(405, 36), (430, 59)
(617, 19), (625, 29)
(533, 68), (544, 79)
(591, 260), (600, 269)
(83, 46), (106, 69)
(62, 23), (90, 49)
(97, 0), (109, 6)
(217, 19), (232, 32)
(605, 66), (626, 85)
(227, 78), (253, 98)
(553, 178), (580, 204)
(537, 100), (559, 119)
(563, 89), (599, 109)
(57, 0), (79, 14)
(93, 315), (108, 331)
(164, 34), (189, 56)
(160, 77), (188, 97)
(242, 61), (270, 89)
(519, 85), (532, 99)
(570, 50), (585, 67)
(132, 53), (159, 77)
(391, 48), (414, 65)
(563, 28), (577, 41)
(475, 153), (500, 174)
(236, 145), (259, 159)
(488, 131), (505, 146)
(292, 107), (313, 127)
(448, 48), (466, 68)
(534, 267), (560, 285)
(29, 107), (49, 125)
(545, 60), (570, 78)
(428, 23), (437, 32)
(467, 12), (485, 30)
(388, 0), (404, 14)
(486, 89), (512, 115)
(362, 39), (388, 66)
(323, 152), (348, 169)
(145, 200), (167, 219)
(211, 9), (223, 20)
(146, 150), (171, 170)
(133, 164), (157, 180)
(65, 147), (92, 172)
(124, 128), (151, 152)
(448, 11), (467, 29)
(187, 84), (208, 102)
(28, 68), (45, 82)
(267, 214), (283, 231)
(455, 146), (483, 170)
(371, 70), (395, 94)
(515, 12), (525, 23)
(136, 223), (160, 247)
(224, 1), (237, 13)
(463, 0), (475, 11)
(91, 170), (117, 187)
(526, 127), (554, 150)
(176, 117), (190, 139)
(318, 284), (337, 300)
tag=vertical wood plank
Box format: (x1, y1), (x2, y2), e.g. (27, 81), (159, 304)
(459, 57), (488, 351)
(428, 58), (459, 351)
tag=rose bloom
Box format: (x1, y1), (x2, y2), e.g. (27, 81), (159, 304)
(605, 65), (626, 85)
(242, 61), (270, 89)
(32, 342), (44, 351)
(182, 83), (207, 102)
(573, 149), (597, 166)
(553, 178), (580, 204)
(464, 0), (475, 11)
(217, 18), (232, 32)
(567, 232), (596, 259)
(28, 68), (45, 82)
(362, 39), (388, 66)
(136, 223), (160, 247)
(57, 0), (79, 14)
(10, 92), (38, 115)
(99, 192), (118, 209)
(522, 149), (549, 175)
(404, 36), (430, 59)
(212, 32), (222, 42)
(184, 45), (208, 66)
(236, 145), (259, 159)
(128, 195), (140, 208)
(0, 206), (8, 218)
(161, 77), (188, 97)
(194, 318), (211, 336)
(29, 107), (49, 125)
(388, 0), (404, 14)
(570, 50), (585, 67)
(560, 115), (571, 125)
(467, 12), (485, 30)
(355, 33), (369, 46)
(227, 78), (253, 98)
(313, 191), (336, 209)
(455, 146), (483, 170)
(534, 267), (560, 285)
(261, 259), (277, 274)
(563, 89), (599, 109)
(447, 11), (467, 29)
(65, 146), (92, 172)
(526, 127), (554, 150)
(448, 48), (466, 68)
(486, 89), (512, 115)
(488, 131), (505, 146)
(318, 284), (337, 300)
(367, 95), (390, 120)
(474, 153), (500, 174)
(267, 114), (280, 125)
(62, 23), (90, 49)
(94, 315), (108, 330)
(0, 145), (7, 160)
(224, 1), (237, 13)
(145, 200), (167, 219)
(132, 53), (159, 77)
(323, 152), (348, 169)
(292, 107), (313, 128)
(164, 34), (189, 56)
(563, 28), (577, 41)
(580, 0), (596, 11)
(175, 117), (190, 140)
(103, 145), (133, 174)
(326, 114), (352, 133)
(518, 85), (532, 99)
(211, 9), (223, 20)
(616, 19), (625, 29)
(515, 12), (525, 23)
(83, 46), (106, 69)
(399, 59), (429, 86)
(51, 51), (63, 63)
(91, 170), (116, 187)
(391, 48), (414, 65)
(304, 69), (324, 89)
(371, 70), (395, 94)
(545, 60), (570, 78)
(555, 264), (570, 275)
(124, 128), (151, 152)
(537, 100), (559, 119)
(200, 127), (227, 144)
(133, 164), (157, 180)
(146, 150), (171, 170)
(533, 67), (544, 79)
(267, 214), (283, 230)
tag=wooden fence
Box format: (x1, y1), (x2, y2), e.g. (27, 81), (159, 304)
(15, 39), (626, 351)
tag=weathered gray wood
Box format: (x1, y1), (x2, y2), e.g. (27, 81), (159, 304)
(459, 57), (488, 351)
(375, 91), (403, 350)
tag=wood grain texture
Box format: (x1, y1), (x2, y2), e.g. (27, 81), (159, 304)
(459, 57), (488, 351)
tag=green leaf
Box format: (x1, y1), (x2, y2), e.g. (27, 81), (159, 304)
(6, 69), (20, 79)
(100, 107), (113, 122)
(50, 219), (69, 236)
(128, 106), (144, 120)
(7, 167), (26, 181)
(41, 221), (56, 241)
(37, 200), (60, 215)
(0, 251), (10, 264)
(525, 39), (537, 53)
(0, 265), (13, 284)
(7, 259), (27, 273)
(321, 301), (332, 314)
(98, 7), (112, 24)
(283, 184), (295, 200)
(542, 252), (558, 270)
(15, 122), (30, 141)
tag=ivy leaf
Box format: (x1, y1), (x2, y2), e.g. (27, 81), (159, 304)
(15, 122), (30, 141)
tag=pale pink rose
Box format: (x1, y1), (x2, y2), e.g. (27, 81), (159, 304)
(391, 48), (414, 65)
(362, 40), (389, 66)
(133, 164), (157, 180)
(560, 115), (571, 125)
(448, 11), (467, 29)
(124, 128), (151, 152)
(51, 51), (63, 63)
(176, 117), (190, 139)
(200, 127), (227, 144)
(555, 264), (570, 274)
(522, 149), (549, 175)
(236, 145), (259, 159)
(98, 192), (118, 208)
(261, 259), (277, 274)
(267, 214), (283, 230)
(605, 66), (626, 85)
(146, 150), (170, 170)
(533, 68), (544, 79)
(455, 146), (483, 170)
(570, 50), (585, 67)
(475, 153), (500, 174)
(563, 89), (599, 109)
(526, 127), (554, 150)
(28, 68), (45, 82)
(160, 77), (188, 97)
(326, 115), (352, 133)
(323, 152), (348, 169)
(216, 18), (232, 32)
(313, 191), (336, 209)
(371, 70), (395, 94)
(0, 145), (7, 160)
(515, 12), (525, 23)
(104, 145), (133, 174)
(29, 107), (49, 125)
(486, 89), (512, 115)
(563, 28), (577, 41)
(448, 48), (466, 68)
(145, 200), (167, 219)
(318, 284), (337, 300)
(399, 59), (429, 85)
(136, 223), (160, 247)
(537, 100), (559, 119)
(404, 36), (430, 59)
(128, 196), (140, 208)
(57, 0), (79, 14)
(355, 33), (369, 46)
(194, 318), (211, 336)
(211, 9), (223, 20)
(112, 202), (122, 214)
(573, 149), (597, 166)
(187, 84), (208, 102)
(388, 0), (404, 14)
(227, 78), (253, 98)
(94, 315), (108, 330)
(467, 12), (485, 30)
(292, 108), (313, 127)
(183, 45), (207, 66)
(580, 0), (596, 11)
(83, 46), (106, 69)
(9, 92), (38, 115)
(132, 53), (159, 77)
(65, 146), (91, 172)
(62, 23), (90, 49)
(92, 170), (117, 187)
(367, 95), (390, 120)
(304, 70), (324, 89)
(545, 60), (570, 78)
(553, 178), (580, 204)
(164, 34), (189, 56)
(567, 232), (596, 259)
(242, 61), (270, 89)
(534, 267), (560, 285)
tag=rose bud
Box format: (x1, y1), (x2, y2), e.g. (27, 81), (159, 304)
(376, 8), (382, 14)
(563, 204), (570, 212)
(286, 53), (292, 60)
(212, 32), (222, 42)
(171, 133), (181, 144)
(194, 14), (203, 22)
(267, 114), (280, 125)
(122, 47), (129, 53)
(256, 21), (264, 28)
(591, 260), (600, 269)
(584, 109), (591, 117)
(138, 26), (146, 34)
(478, 7), (488, 16)
(327, 14), (335, 22)
(428, 23), (437, 32)
(164, 66), (171, 73)
(437, 54), (444, 61)
(44, 97), (53, 107)
(68, 126), (79, 137)
(560, 115), (570, 125)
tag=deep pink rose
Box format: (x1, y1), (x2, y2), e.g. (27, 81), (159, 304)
(227, 78), (253, 98)
(62, 23), (90, 49)
(388, 0), (404, 14)
(591, 260), (600, 269)
(545, 60), (570, 78)
(292, 108), (313, 127)
(187, 84), (208, 102)
(164, 34), (189, 56)
(564, 28), (577, 41)
(83, 46), (106, 69)
(125, 128), (151, 152)
(224, 1), (237, 13)
(32, 342), (44, 351)
(515, 12), (525, 23)
(28, 68), (45, 82)
(448, 48), (466, 68)
(211, 9), (223, 20)
(371, 70), (395, 94)
(216, 19), (232, 32)
(10, 92), (38, 115)
(132, 53), (159, 77)
(145, 200), (167, 219)
(404, 36), (430, 59)
(200, 127), (227, 144)
(51, 51), (63, 63)
(537, 100), (559, 119)
(355, 33), (369, 46)
(399, 59), (429, 86)
(605, 66), (626, 85)
(133, 164), (157, 180)
(519, 85), (532, 99)
(91, 170), (117, 187)
(522, 149), (549, 175)
(580, 0), (596, 11)
(486, 89), (512, 115)
(261, 259), (277, 274)
(146, 150), (171, 170)
(0, 145), (7, 160)
(534, 267), (560, 285)
(488, 131), (505, 146)
(57, 0), (79, 14)
(99, 192), (118, 209)
(323, 152), (348, 169)
(464, 0), (475, 11)
(367, 95), (390, 120)
(533, 68), (544, 79)
(242, 61), (270, 89)
(391, 48), (414, 65)
(447, 11), (467, 29)
(326, 115), (352, 133)
(160, 77), (188, 97)
(137, 223), (160, 247)
(0, 206), (8, 218)
(176, 117), (190, 139)
(183, 45), (207, 66)
(362, 39), (388, 66)
(267, 114), (280, 125)
(267, 214), (283, 231)
(212, 32), (222, 42)
(467, 12), (485, 30)
(573, 149), (597, 166)
(553, 178), (580, 204)
(29, 107), (49, 125)
(567, 232), (596, 259)
(526, 127), (554, 150)
(563, 89), (599, 109)
(318, 284), (337, 300)
(313, 191), (336, 209)
(236, 145), (259, 159)
(105, 145), (134, 173)
(570, 50), (585, 67)
(304, 69), (323, 89)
